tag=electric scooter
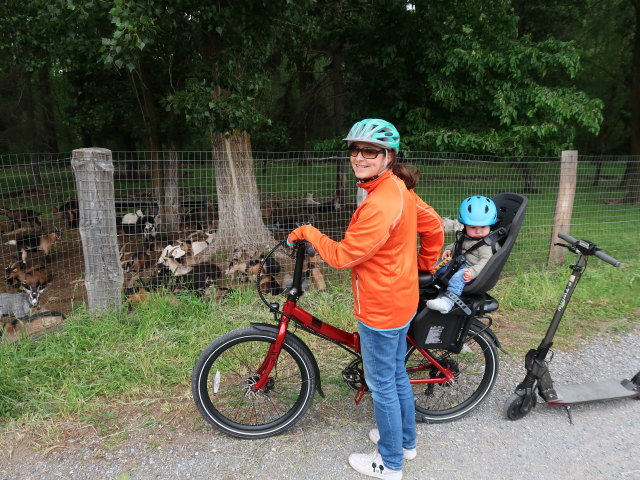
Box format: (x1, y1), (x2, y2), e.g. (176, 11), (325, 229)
(504, 232), (640, 423)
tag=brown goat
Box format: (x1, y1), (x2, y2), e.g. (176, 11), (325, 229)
(120, 251), (152, 272)
(5, 262), (52, 289)
(0, 208), (42, 229)
(11, 229), (61, 262)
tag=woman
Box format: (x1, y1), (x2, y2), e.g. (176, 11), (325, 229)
(288, 118), (444, 479)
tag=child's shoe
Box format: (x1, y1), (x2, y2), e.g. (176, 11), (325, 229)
(368, 429), (417, 460)
(348, 451), (402, 479)
(426, 295), (454, 313)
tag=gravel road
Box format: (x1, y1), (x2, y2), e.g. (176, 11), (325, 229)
(2, 325), (639, 480)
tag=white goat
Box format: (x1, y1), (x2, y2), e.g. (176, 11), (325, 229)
(442, 216), (463, 233)
(121, 209), (145, 225)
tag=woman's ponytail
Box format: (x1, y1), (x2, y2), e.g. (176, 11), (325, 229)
(389, 151), (419, 190)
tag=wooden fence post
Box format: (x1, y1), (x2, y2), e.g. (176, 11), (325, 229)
(548, 150), (578, 265)
(71, 148), (123, 313)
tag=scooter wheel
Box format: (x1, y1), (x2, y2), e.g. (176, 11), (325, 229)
(504, 392), (534, 420)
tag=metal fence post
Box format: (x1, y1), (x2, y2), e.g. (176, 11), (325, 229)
(71, 148), (123, 313)
(548, 150), (578, 265)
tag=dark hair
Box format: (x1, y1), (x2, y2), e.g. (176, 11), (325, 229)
(388, 151), (419, 190)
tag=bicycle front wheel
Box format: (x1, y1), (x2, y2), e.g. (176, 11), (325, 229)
(192, 326), (316, 439)
(406, 325), (498, 423)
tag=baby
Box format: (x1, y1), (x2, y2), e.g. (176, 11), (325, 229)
(427, 195), (498, 314)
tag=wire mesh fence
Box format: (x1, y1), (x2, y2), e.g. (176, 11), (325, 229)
(0, 150), (638, 318)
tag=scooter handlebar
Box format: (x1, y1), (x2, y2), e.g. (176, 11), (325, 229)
(557, 232), (621, 267)
(594, 249), (621, 268)
(557, 232), (578, 244)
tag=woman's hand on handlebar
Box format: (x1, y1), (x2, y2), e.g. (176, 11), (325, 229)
(287, 227), (305, 246)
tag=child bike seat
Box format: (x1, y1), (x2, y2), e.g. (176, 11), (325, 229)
(462, 192), (528, 295)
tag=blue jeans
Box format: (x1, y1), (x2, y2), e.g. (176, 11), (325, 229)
(434, 262), (468, 296)
(358, 320), (416, 471)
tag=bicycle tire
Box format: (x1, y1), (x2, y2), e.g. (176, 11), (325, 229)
(407, 325), (498, 423)
(192, 326), (316, 439)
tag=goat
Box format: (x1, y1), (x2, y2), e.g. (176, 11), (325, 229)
(1, 310), (64, 343)
(0, 284), (45, 320)
(117, 209), (149, 235)
(178, 231), (215, 258)
(5, 261), (52, 289)
(120, 251), (152, 272)
(304, 194), (341, 213)
(52, 200), (79, 228)
(0, 208), (42, 229)
(7, 229), (61, 263)
(442, 216), (463, 233)
(156, 246), (222, 291)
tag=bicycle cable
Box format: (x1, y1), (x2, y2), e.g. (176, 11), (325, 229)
(255, 241), (360, 359)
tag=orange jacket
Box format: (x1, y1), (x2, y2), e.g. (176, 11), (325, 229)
(290, 170), (444, 329)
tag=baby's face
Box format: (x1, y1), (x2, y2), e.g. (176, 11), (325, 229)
(465, 225), (491, 238)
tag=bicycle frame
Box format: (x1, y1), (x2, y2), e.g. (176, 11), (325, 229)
(251, 242), (456, 394)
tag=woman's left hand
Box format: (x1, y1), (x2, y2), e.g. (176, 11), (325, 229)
(287, 225), (309, 246)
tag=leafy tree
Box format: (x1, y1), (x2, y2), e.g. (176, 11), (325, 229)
(338, 0), (604, 157)
(99, 0), (315, 251)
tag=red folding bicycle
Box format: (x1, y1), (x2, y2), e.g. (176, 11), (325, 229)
(192, 193), (527, 439)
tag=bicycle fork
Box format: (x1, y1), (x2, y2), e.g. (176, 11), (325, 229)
(252, 317), (291, 392)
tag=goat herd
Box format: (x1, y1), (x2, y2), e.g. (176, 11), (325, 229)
(1, 200), (328, 341)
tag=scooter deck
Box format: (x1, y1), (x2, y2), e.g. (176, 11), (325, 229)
(549, 380), (639, 405)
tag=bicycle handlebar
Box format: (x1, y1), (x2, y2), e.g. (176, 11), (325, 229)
(557, 232), (621, 267)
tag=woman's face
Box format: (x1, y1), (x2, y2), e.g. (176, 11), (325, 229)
(349, 141), (389, 179)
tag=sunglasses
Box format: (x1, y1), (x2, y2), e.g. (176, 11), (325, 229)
(349, 146), (386, 159)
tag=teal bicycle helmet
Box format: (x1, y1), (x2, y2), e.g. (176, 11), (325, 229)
(344, 118), (400, 153)
(458, 196), (497, 226)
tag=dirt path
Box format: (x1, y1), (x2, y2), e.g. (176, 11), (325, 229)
(2, 326), (639, 480)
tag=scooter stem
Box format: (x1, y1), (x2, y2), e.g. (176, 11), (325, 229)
(539, 253), (587, 350)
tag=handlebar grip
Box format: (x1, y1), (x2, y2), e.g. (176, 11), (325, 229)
(594, 250), (621, 268)
(558, 232), (578, 244)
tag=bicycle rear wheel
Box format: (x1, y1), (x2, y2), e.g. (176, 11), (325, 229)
(406, 325), (498, 422)
(192, 326), (316, 439)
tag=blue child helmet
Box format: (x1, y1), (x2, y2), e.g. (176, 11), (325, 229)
(458, 196), (497, 226)
(343, 118), (401, 153)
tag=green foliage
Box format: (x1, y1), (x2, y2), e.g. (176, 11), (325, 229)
(0, 0), (633, 154)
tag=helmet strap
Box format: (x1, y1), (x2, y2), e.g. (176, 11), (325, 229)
(356, 167), (389, 184)
(356, 150), (390, 184)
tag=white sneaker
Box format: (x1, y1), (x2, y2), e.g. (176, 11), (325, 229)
(426, 295), (454, 313)
(368, 429), (417, 460)
(348, 451), (403, 479)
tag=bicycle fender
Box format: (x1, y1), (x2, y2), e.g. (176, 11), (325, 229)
(250, 322), (325, 398)
(471, 319), (503, 353)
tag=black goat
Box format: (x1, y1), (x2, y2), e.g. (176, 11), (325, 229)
(52, 200), (79, 228)
(0, 208), (42, 229)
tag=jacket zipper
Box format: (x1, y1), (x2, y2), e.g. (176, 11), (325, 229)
(355, 274), (361, 314)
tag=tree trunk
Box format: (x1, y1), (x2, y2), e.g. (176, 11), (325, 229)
(37, 67), (59, 152)
(621, 0), (640, 203)
(513, 162), (539, 194)
(210, 130), (275, 254)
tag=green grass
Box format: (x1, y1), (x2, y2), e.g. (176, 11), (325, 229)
(1, 249), (638, 430)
